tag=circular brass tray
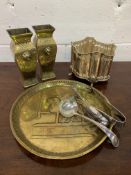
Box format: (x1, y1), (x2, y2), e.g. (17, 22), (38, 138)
(10, 80), (115, 159)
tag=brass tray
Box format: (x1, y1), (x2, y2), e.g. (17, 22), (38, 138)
(10, 80), (117, 159)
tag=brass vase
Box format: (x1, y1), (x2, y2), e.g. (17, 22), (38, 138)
(7, 28), (38, 88)
(33, 25), (57, 81)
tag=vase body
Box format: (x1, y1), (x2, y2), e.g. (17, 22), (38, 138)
(7, 28), (38, 88)
(33, 25), (57, 81)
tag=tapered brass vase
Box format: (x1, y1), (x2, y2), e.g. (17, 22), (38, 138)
(71, 37), (116, 87)
(7, 28), (38, 88)
(33, 25), (57, 81)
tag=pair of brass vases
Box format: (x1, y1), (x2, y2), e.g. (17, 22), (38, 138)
(7, 25), (57, 88)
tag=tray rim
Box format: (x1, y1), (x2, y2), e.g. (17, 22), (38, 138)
(10, 79), (114, 159)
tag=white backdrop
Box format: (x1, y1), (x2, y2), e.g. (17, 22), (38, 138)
(0, 0), (131, 61)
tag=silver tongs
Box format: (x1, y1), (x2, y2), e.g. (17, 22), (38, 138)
(72, 87), (126, 128)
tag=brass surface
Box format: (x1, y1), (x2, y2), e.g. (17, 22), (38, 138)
(10, 80), (118, 159)
(7, 28), (38, 88)
(71, 37), (116, 85)
(33, 25), (57, 81)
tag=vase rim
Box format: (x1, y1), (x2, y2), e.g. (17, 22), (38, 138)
(7, 28), (32, 37)
(32, 24), (55, 33)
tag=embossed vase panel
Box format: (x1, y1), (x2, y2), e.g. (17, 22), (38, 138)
(7, 28), (38, 88)
(33, 25), (57, 81)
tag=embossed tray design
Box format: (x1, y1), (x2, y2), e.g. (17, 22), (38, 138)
(10, 80), (116, 159)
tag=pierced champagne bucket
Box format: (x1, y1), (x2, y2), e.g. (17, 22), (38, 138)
(7, 28), (38, 88)
(33, 25), (57, 81)
(71, 37), (116, 86)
